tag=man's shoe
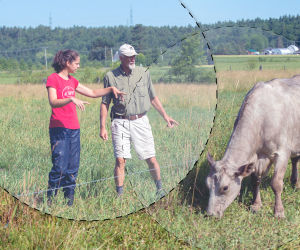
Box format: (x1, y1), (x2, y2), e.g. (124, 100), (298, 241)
(64, 195), (74, 207)
(116, 192), (124, 199)
(155, 189), (166, 199)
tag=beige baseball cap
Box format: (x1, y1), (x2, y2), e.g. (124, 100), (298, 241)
(118, 44), (138, 57)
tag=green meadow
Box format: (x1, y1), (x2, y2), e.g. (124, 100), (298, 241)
(214, 54), (300, 71)
(0, 82), (216, 220)
(147, 63), (300, 249)
(2, 55), (300, 248)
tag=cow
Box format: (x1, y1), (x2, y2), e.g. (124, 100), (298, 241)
(205, 75), (300, 218)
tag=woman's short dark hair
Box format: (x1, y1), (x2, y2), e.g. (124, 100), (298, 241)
(52, 50), (79, 73)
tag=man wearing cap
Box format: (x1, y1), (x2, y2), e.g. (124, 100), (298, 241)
(100, 44), (179, 198)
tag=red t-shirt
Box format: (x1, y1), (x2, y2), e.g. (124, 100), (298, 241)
(46, 73), (80, 129)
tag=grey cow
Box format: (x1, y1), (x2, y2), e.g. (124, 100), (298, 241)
(206, 75), (300, 218)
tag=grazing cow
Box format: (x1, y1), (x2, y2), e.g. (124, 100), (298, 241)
(206, 75), (300, 218)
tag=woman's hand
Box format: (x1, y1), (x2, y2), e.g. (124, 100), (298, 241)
(111, 87), (126, 101)
(70, 97), (90, 111)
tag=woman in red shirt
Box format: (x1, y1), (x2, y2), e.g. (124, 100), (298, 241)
(46, 50), (125, 206)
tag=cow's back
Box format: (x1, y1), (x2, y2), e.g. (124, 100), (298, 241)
(227, 75), (300, 163)
(243, 75), (300, 157)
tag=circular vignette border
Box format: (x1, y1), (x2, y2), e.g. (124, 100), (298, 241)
(1, 0), (217, 226)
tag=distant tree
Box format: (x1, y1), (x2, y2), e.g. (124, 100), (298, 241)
(277, 36), (284, 48)
(110, 60), (121, 71)
(131, 24), (145, 51)
(215, 43), (231, 55)
(35, 51), (54, 66)
(145, 48), (161, 66)
(88, 36), (115, 62)
(19, 59), (28, 71)
(169, 34), (205, 83)
(0, 15), (300, 68)
(0, 58), (6, 70)
(27, 59), (33, 70)
(135, 53), (146, 66)
(250, 34), (264, 51)
(79, 54), (88, 67)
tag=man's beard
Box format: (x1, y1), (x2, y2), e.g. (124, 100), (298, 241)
(128, 63), (135, 70)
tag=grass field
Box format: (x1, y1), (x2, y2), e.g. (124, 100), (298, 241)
(0, 82), (216, 220)
(2, 54), (300, 248)
(0, 65), (215, 85)
(1, 54), (299, 84)
(214, 54), (300, 71)
(146, 67), (300, 249)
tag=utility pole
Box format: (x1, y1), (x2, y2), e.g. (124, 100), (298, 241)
(160, 47), (163, 61)
(44, 47), (48, 70)
(105, 46), (107, 66)
(111, 48), (113, 63)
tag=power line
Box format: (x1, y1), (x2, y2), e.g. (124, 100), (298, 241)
(49, 13), (52, 30)
(130, 5), (133, 27)
(0, 47), (45, 53)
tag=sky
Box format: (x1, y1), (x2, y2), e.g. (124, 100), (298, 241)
(0, 0), (299, 29)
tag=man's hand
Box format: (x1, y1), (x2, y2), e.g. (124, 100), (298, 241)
(100, 128), (108, 141)
(165, 116), (179, 128)
(150, 96), (179, 128)
(112, 87), (126, 101)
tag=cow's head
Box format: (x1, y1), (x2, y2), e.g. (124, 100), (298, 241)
(205, 152), (255, 218)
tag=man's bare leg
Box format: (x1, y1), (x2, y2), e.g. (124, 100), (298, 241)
(145, 156), (161, 180)
(114, 158), (126, 196)
(146, 157), (165, 197)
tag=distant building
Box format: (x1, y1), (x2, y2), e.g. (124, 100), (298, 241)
(294, 50), (300, 55)
(287, 45), (299, 53)
(246, 49), (259, 55)
(261, 47), (273, 55)
(271, 48), (293, 55)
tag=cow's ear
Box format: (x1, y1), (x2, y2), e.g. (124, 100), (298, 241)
(235, 163), (255, 177)
(207, 151), (215, 169)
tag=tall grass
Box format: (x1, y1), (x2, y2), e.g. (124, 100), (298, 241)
(217, 69), (300, 93)
(0, 82), (216, 220)
(0, 188), (192, 249)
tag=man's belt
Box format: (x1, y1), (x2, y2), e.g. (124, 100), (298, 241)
(113, 113), (145, 120)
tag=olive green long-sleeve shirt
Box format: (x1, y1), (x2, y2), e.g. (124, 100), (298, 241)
(102, 66), (156, 116)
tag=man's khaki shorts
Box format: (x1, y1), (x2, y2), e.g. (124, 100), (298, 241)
(110, 115), (156, 160)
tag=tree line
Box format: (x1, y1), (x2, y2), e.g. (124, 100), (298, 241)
(0, 14), (299, 71)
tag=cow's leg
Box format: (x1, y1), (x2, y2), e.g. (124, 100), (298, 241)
(271, 153), (289, 218)
(250, 173), (262, 212)
(290, 156), (300, 188)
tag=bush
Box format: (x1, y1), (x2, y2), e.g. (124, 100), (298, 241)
(258, 57), (267, 62)
(80, 68), (94, 83)
(246, 58), (257, 70)
(17, 70), (51, 84)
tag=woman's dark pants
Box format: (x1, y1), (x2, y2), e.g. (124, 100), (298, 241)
(47, 127), (80, 205)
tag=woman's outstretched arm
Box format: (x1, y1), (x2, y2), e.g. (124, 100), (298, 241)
(75, 83), (126, 100)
